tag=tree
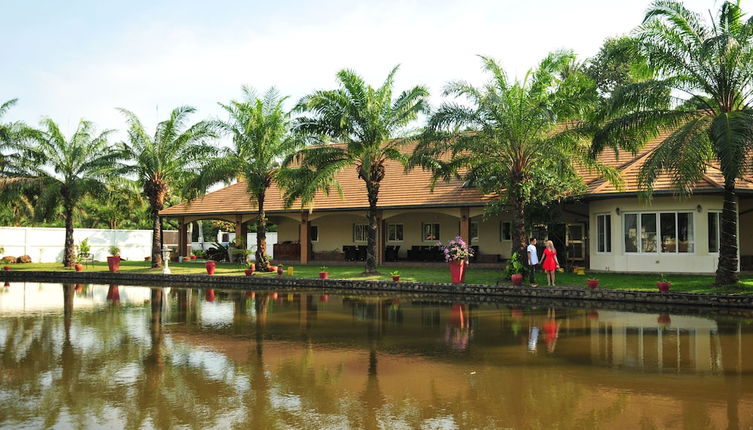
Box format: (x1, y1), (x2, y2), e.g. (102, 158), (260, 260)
(411, 53), (615, 258)
(119, 106), (217, 268)
(288, 66), (429, 274)
(589, 0), (753, 285)
(585, 36), (653, 96)
(0, 98), (19, 173)
(79, 179), (150, 229)
(3, 119), (119, 266)
(193, 88), (302, 271)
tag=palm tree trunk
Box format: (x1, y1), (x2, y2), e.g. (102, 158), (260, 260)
(716, 180), (739, 286)
(510, 187), (527, 259)
(63, 198), (75, 267)
(151, 206), (163, 268)
(365, 183), (379, 274)
(255, 191), (269, 271)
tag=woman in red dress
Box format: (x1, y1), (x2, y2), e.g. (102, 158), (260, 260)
(541, 240), (560, 286)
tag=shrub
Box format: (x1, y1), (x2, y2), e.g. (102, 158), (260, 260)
(502, 252), (525, 280)
(16, 255), (32, 264)
(109, 246), (120, 256)
(2, 256), (16, 264)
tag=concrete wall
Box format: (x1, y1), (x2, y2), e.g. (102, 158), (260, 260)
(0, 227), (155, 263)
(588, 195), (724, 273)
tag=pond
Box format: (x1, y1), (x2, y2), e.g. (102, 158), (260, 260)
(0, 282), (752, 429)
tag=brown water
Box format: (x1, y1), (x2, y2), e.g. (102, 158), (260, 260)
(0, 282), (752, 429)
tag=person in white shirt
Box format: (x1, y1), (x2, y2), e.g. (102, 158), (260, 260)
(526, 237), (539, 287)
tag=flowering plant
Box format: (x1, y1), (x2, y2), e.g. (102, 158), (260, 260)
(437, 236), (474, 262)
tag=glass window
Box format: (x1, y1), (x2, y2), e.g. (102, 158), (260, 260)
(660, 212), (676, 252)
(387, 224), (403, 242)
(641, 213), (657, 253)
(353, 224), (368, 242)
(708, 212), (720, 253)
(422, 223), (440, 241)
(310, 225), (319, 242)
(597, 214), (611, 253)
(624, 214), (638, 253)
(470, 222), (479, 242)
(501, 222), (512, 241)
(678, 212), (694, 253)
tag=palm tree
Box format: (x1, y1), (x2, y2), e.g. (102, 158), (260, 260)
(411, 53), (614, 258)
(0, 98), (19, 175)
(589, 1), (753, 285)
(288, 67), (429, 274)
(119, 106), (217, 268)
(3, 119), (119, 266)
(193, 87), (302, 271)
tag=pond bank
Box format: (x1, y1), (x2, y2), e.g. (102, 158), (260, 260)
(3, 269), (753, 310)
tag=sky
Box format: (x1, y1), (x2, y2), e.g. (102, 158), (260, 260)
(1, 0), (717, 137)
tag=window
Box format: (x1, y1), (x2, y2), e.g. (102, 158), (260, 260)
(387, 224), (403, 242)
(422, 223), (440, 241)
(310, 225), (319, 242)
(470, 222), (479, 242)
(597, 214), (611, 253)
(624, 212), (694, 253)
(500, 222), (512, 241)
(353, 224), (368, 242)
(708, 212), (720, 253)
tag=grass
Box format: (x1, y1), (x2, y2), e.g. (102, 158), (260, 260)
(4, 260), (753, 294)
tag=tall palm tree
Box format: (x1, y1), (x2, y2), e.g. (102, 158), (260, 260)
(0, 98), (19, 175)
(589, 0), (753, 285)
(3, 119), (119, 266)
(119, 106), (217, 268)
(411, 53), (614, 258)
(193, 87), (302, 271)
(288, 67), (429, 274)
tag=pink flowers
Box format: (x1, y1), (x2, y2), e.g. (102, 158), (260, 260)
(437, 236), (474, 262)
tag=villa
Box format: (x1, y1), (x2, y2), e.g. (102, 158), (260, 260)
(160, 136), (753, 274)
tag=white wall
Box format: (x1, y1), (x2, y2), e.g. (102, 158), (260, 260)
(588, 195), (724, 274)
(0, 227), (154, 263)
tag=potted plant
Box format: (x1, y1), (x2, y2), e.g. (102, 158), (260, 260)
(319, 266), (329, 279)
(438, 236), (474, 284)
(77, 239), (91, 266)
(3, 266), (10, 271)
(276, 264), (284, 278)
(391, 270), (400, 282)
(74, 261), (84, 272)
(244, 263), (255, 276)
(587, 278), (599, 289)
(205, 260), (216, 275)
(107, 246), (121, 272)
(657, 274), (671, 293)
(504, 252), (525, 286)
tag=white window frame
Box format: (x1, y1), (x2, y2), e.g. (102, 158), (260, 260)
(470, 221), (479, 243)
(387, 223), (404, 242)
(623, 211), (695, 254)
(353, 224), (368, 243)
(500, 221), (512, 241)
(422, 223), (440, 242)
(596, 213), (612, 253)
(708, 211), (721, 254)
(310, 225), (319, 242)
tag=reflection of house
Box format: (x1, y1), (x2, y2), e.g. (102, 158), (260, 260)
(160, 137), (753, 273)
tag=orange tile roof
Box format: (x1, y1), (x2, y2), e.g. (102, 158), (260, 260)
(161, 132), (750, 217)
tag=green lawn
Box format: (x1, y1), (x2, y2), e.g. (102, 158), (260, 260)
(5, 260), (753, 294)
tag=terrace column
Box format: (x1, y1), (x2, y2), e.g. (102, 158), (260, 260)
(459, 207), (471, 244)
(178, 217), (189, 257)
(299, 212), (310, 264)
(235, 215), (247, 246)
(376, 211), (384, 265)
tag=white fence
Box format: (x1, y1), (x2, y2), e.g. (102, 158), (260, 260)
(0, 227), (155, 263)
(191, 232), (278, 259)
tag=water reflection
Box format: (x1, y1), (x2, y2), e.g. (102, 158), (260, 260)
(0, 282), (752, 429)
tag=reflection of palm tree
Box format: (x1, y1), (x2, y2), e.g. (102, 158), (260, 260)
(715, 318), (741, 430)
(359, 319), (384, 430)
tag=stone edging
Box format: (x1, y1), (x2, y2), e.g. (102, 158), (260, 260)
(2, 270), (753, 310)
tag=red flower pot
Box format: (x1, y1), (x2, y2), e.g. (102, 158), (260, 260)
(205, 289), (216, 302)
(657, 281), (671, 293)
(587, 280), (599, 289)
(191, 255), (197, 260)
(461, 261), (469, 282)
(74, 264), (83, 272)
(392, 275), (400, 282)
(449, 260), (465, 284)
(205, 261), (216, 275)
(511, 273), (523, 286)
(244, 268), (254, 276)
(3, 266), (10, 271)
(107, 256), (121, 273)
(248, 263), (255, 271)
(277, 266), (284, 278)
(319, 272), (329, 279)
(268, 265), (277, 273)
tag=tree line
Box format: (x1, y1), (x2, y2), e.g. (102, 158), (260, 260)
(1, 0), (752, 285)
